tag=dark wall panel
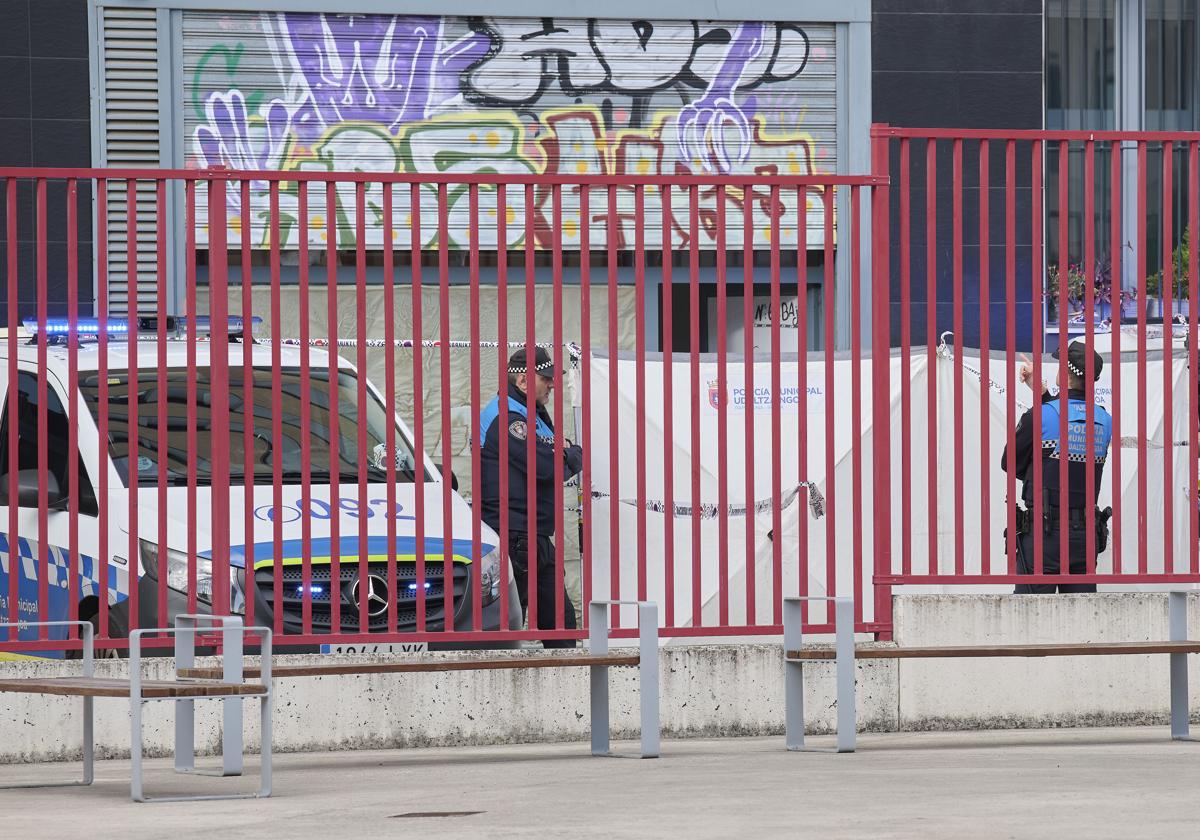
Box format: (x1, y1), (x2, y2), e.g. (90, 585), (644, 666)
(0, 0), (93, 319)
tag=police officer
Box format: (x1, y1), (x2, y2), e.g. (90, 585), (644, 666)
(479, 347), (583, 647)
(1001, 340), (1114, 593)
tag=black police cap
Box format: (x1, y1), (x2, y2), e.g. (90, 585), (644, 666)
(1053, 339), (1103, 381)
(508, 346), (555, 378)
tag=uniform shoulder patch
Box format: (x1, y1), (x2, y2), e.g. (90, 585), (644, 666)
(508, 419), (528, 440)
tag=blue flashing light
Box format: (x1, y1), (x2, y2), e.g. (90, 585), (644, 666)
(295, 584), (326, 595)
(407, 582), (433, 592)
(24, 318), (129, 336)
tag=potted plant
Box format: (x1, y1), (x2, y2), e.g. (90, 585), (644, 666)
(1144, 228), (1192, 318)
(1046, 257), (1116, 324)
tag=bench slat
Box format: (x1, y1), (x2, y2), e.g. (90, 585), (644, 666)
(787, 641), (1200, 660)
(0, 677), (269, 699)
(178, 653), (641, 680)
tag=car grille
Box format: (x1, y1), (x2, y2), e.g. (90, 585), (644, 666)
(255, 561), (471, 633)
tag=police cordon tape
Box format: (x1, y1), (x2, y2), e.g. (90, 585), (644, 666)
(937, 332), (1196, 451)
(264, 337), (584, 361)
(582, 483), (826, 520)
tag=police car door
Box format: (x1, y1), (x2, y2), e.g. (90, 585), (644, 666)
(0, 363), (102, 643)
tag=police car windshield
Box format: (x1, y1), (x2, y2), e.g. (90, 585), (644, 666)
(78, 366), (422, 488)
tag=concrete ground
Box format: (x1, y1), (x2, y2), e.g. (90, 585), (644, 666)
(2, 727), (1197, 839)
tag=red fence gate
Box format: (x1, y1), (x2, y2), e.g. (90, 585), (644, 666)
(0, 166), (885, 656)
(871, 125), (1200, 624)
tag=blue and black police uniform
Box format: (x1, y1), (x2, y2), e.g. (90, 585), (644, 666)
(1001, 340), (1114, 593)
(479, 347), (583, 647)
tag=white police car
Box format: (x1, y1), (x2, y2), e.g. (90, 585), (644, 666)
(0, 317), (518, 658)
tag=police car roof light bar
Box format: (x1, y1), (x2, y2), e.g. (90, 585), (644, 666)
(189, 315), (263, 338)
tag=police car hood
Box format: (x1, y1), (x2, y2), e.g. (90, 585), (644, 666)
(115, 483), (497, 569)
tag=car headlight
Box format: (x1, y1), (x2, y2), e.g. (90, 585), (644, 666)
(139, 539), (213, 604)
(480, 548), (502, 605)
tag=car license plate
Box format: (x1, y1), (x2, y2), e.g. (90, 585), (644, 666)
(319, 642), (428, 655)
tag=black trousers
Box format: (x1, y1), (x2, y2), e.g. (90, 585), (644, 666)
(1013, 527), (1097, 594)
(510, 534), (577, 648)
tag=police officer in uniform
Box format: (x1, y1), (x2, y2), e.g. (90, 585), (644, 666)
(1002, 340), (1114, 593)
(479, 347), (583, 647)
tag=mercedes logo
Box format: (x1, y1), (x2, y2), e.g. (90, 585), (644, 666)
(350, 574), (389, 618)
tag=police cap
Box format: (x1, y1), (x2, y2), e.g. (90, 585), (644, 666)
(1053, 339), (1103, 381)
(508, 346), (555, 379)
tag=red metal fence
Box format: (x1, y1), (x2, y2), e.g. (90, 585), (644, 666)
(871, 125), (1200, 625)
(0, 166), (884, 656)
(5, 128), (1198, 657)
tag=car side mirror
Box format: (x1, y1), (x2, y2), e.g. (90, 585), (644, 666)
(0, 470), (63, 508)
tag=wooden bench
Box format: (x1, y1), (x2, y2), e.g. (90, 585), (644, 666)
(0, 616), (272, 802)
(179, 599), (662, 760)
(783, 593), (1200, 753)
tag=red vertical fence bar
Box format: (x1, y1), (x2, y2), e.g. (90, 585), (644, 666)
(796, 187), (809, 623)
(741, 188), (755, 623)
(768, 183), (782, 625)
(1161, 144), (1175, 574)
(1110, 144), (1123, 575)
(67, 178), (81, 637)
(35, 179), (49, 631)
(1030, 141), (1044, 575)
(496, 185), (510, 630)
(1005, 141), (1017, 574)
(411, 183), (426, 633)
(926, 140), (939, 577)
(978, 143), (991, 573)
(123, 180), (138, 635)
(4, 177), (15, 639)
(716, 184), (729, 626)
(1054, 140), (1068, 565)
(98, 178), (111, 637)
(240, 179), (256, 631)
(1190, 141), (1199, 575)
(688, 185), (702, 625)
(1137, 142), (1148, 576)
(871, 132), (892, 632)
(325, 181), (341, 634)
(823, 185), (836, 605)
(269, 183), (283, 638)
(523, 182), (537, 633)
(382, 182), (398, 634)
(899, 140), (913, 578)
(661, 185), (675, 628)
(850, 185), (863, 622)
(606, 183), (619, 622)
(469, 183), (483, 631)
(551, 183), (565, 632)
(297, 181), (312, 637)
(578, 185), (592, 623)
(184, 179), (198, 618)
(355, 182), (370, 633)
(208, 177), (232, 621)
(438, 182), (454, 632)
(1083, 142), (1098, 572)
(951, 139), (965, 576)
(634, 186), (648, 608)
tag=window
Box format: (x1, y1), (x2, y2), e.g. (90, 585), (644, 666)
(78, 367), (423, 488)
(0, 373), (98, 514)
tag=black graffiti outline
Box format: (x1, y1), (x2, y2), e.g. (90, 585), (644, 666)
(460, 17), (811, 109)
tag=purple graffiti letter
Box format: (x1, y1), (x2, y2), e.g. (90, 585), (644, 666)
(277, 13), (491, 143)
(676, 22), (767, 174)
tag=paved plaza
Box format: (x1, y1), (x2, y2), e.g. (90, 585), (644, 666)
(3, 727), (1197, 839)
